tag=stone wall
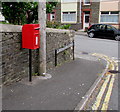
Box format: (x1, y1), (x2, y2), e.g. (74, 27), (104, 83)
(0, 24), (74, 85)
(91, 2), (100, 24)
(69, 23), (82, 31)
(55, 3), (61, 22)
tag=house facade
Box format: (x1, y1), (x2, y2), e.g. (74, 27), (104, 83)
(61, 0), (82, 30)
(81, 0), (100, 30)
(47, 2), (61, 22)
(47, 0), (120, 30)
(99, 0), (120, 29)
(48, 0), (100, 30)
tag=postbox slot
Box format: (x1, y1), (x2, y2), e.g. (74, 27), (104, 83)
(34, 27), (40, 30)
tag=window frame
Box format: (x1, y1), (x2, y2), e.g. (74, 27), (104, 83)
(61, 11), (77, 23)
(100, 11), (119, 24)
(83, 0), (91, 5)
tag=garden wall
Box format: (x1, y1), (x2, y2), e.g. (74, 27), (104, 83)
(0, 24), (75, 85)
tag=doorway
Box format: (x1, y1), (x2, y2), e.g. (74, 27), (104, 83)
(83, 11), (90, 30)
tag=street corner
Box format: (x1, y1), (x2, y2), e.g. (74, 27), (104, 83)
(75, 53), (119, 111)
(91, 53), (119, 73)
(75, 51), (100, 62)
(75, 52), (109, 69)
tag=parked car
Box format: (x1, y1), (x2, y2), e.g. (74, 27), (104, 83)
(87, 24), (120, 41)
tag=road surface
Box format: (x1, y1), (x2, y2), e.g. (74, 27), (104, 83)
(74, 35), (119, 111)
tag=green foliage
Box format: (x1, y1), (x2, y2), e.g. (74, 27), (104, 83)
(2, 2), (38, 25)
(46, 21), (61, 28)
(46, 2), (57, 14)
(46, 21), (71, 29)
(32, 72), (39, 76)
(0, 21), (10, 24)
(58, 24), (71, 29)
(2, 2), (57, 25)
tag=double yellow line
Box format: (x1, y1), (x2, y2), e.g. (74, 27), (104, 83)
(92, 54), (118, 110)
(92, 74), (111, 110)
(101, 74), (115, 110)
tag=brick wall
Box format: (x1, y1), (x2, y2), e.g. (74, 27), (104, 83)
(0, 24), (74, 85)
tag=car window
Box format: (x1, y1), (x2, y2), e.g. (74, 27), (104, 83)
(99, 25), (106, 30)
(95, 25), (100, 29)
(107, 25), (113, 30)
(90, 25), (95, 29)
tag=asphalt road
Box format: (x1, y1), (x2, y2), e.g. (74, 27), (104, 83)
(75, 35), (119, 59)
(74, 35), (119, 111)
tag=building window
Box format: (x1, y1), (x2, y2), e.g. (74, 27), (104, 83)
(50, 12), (55, 21)
(100, 11), (119, 23)
(83, 0), (90, 5)
(62, 12), (76, 22)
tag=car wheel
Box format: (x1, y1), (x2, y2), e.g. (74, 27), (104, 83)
(115, 35), (120, 41)
(88, 32), (94, 38)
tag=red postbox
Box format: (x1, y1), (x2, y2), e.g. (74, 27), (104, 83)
(22, 24), (40, 49)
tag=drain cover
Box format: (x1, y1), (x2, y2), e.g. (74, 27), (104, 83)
(82, 52), (89, 55)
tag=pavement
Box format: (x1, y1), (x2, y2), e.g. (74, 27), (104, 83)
(2, 57), (105, 111)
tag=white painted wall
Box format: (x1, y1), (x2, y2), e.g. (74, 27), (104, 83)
(100, 0), (119, 11)
(61, 2), (77, 12)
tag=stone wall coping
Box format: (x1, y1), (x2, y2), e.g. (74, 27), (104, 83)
(46, 28), (75, 34)
(0, 24), (22, 32)
(0, 24), (75, 33)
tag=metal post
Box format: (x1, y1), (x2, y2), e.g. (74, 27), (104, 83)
(29, 49), (32, 82)
(55, 49), (57, 66)
(73, 40), (75, 60)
